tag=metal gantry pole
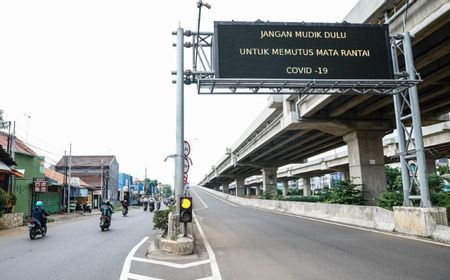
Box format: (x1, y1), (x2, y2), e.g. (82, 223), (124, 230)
(403, 32), (431, 207)
(175, 27), (185, 218)
(390, 39), (412, 206)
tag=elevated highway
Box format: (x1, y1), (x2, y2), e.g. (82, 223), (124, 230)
(231, 121), (450, 196)
(199, 0), (450, 204)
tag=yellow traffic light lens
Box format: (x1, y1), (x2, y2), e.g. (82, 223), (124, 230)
(181, 198), (191, 209)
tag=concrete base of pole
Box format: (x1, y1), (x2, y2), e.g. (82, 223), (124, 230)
(154, 235), (194, 255)
(393, 207), (448, 237)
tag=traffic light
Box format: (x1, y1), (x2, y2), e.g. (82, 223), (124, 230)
(179, 196), (192, 223)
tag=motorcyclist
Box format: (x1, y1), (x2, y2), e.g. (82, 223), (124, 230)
(32, 201), (49, 229)
(100, 200), (114, 222)
(121, 200), (129, 211)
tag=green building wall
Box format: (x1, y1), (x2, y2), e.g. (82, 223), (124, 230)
(14, 154), (45, 217)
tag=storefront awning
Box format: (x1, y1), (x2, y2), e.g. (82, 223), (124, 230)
(0, 161), (24, 177)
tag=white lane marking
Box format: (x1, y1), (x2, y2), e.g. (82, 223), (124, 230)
(194, 187), (237, 207)
(194, 212), (223, 280)
(192, 188), (208, 210)
(127, 272), (163, 280)
(253, 207), (450, 248)
(132, 257), (210, 268)
(119, 236), (149, 280)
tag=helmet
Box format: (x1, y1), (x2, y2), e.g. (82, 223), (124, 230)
(105, 200), (111, 206)
(36, 201), (43, 207)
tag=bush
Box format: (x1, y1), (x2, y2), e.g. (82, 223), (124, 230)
(283, 195), (326, 203)
(259, 191), (274, 200)
(377, 191), (403, 210)
(431, 191), (450, 223)
(153, 205), (175, 237)
(288, 189), (303, 196)
(428, 173), (444, 192)
(6, 192), (16, 206)
(325, 180), (363, 205)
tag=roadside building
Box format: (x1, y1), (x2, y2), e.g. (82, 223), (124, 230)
(55, 155), (119, 209)
(45, 168), (92, 213)
(0, 131), (49, 216)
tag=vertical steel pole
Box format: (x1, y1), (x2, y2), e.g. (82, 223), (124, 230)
(390, 40), (412, 206)
(67, 144), (72, 213)
(175, 27), (185, 219)
(403, 32), (431, 207)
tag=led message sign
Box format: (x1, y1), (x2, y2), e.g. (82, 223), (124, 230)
(214, 21), (394, 80)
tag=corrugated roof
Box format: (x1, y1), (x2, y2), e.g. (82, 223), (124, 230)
(55, 155), (116, 167)
(0, 131), (38, 157)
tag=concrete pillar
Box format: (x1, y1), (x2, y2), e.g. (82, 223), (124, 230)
(425, 153), (437, 174)
(246, 186), (251, 196)
(255, 185), (261, 196)
(261, 168), (278, 197)
(302, 178), (311, 196)
(235, 177), (245, 197)
(343, 130), (386, 205)
(222, 182), (230, 194)
(281, 179), (289, 197)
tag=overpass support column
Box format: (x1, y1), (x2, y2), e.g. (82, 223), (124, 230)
(302, 178), (311, 196)
(235, 177), (246, 197)
(255, 185), (261, 196)
(261, 168), (278, 197)
(222, 182), (231, 194)
(426, 153), (437, 174)
(343, 130), (386, 205)
(281, 179), (289, 197)
(246, 186), (251, 196)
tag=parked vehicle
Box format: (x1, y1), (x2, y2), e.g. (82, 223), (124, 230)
(83, 203), (92, 213)
(99, 215), (111, 231)
(28, 217), (47, 240)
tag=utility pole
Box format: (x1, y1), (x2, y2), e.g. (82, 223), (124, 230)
(100, 159), (104, 203)
(63, 150), (67, 211)
(67, 144), (72, 213)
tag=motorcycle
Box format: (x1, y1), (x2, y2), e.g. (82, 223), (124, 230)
(122, 208), (128, 216)
(99, 215), (111, 231)
(143, 203), (148, 211)
(28, 217), (47, 240)
(156, 200), (161, 211)
(83, 203), (92, 213)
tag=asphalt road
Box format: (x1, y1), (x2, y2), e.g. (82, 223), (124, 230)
(191, 186), (450, 280)
(0, 208), (158, 280)
(1, 190), (450, 280)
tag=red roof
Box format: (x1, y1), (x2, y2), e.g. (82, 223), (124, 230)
(0, 131), (38, 157)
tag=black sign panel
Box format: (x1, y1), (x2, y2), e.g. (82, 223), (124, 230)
(214, 21), (393, 79)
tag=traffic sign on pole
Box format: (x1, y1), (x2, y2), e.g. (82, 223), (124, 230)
(184, 140), (191, 156)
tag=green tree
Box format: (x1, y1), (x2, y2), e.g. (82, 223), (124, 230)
(386, 166), (402, 192)
(428, 172), (444, 192)
(162, 184), (173, 198)
(0, 110), (7, 129)
(437, 165), (450, 176)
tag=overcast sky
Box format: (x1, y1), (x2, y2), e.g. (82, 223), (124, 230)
(0, 0), (358, 186)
